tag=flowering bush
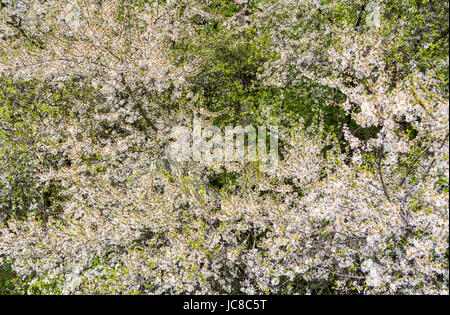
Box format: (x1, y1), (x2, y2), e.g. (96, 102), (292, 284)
(0, 0), (448, 294)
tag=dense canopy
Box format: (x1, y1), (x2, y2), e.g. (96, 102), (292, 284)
(0, 0), (448, 294)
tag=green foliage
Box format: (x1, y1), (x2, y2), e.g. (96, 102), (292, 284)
(169, 11), (351, 139)
(0, 78), (76, 220)
(383, 0), (449, 92)
(0, 262), (18, 295)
